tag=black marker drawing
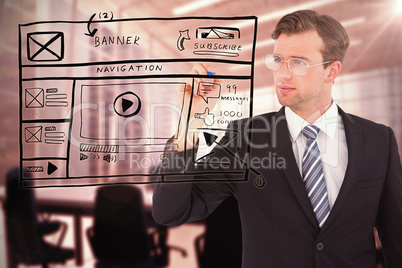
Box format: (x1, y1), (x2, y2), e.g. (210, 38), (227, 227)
(46, 88), (58, 93)
(193, 127), (239, 164)
(193, 51), (240, 57)
(98, 11), (114, 20)
(80, 153), (88, 161)
(27, 31), (64, 61)
(81, 144), (119, 153)
(47, 161), (58, 175)
(45, 101), (68, 107)
(26, 166), (44, 173)
(80, 82), (185, 143)
(44, 131), (65, 144)
(193, 26), (242, 57)
(254, 175), (266, 188)
(46, 94), (67, 99)
(196, 27), (240, 39)
(177, 29), (190, 51)
(113, 91), (141, 117)
(227, 84), (237, 94)
(25, 126), (42, 143)
(84, 13), (98, 37)
(197, 81), (221, 103)
(203, 130), (239, 147)
(45, 126), (56, 131)
(19, 16), (257, 188)
(25, 88), (44, 108)
(103, 154), (116, 163)
(45, 93), (68, 107)
(201, 131), (261, 177)
(195, 107), (215, 126)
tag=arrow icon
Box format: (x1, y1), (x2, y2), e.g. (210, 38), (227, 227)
(47, 162), (58, 175)
(202, 132), (261, 176)
(204, 132), (218, 146)
(203, 131), (238, 147)
(177, 29), (190, 51)
(85, 13), (98, 37)
(122, 98), (133, 113)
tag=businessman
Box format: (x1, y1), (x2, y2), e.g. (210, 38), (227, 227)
(152, 10), (402, 267)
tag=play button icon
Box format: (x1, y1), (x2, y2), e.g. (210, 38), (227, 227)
(47, 161), (58, 175)
(122, 98), (133, 113)
(113, 92), (141, 117)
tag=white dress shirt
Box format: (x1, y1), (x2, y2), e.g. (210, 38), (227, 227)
(285, 102), (348, 208)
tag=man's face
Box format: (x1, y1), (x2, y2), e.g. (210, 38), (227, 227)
(273, 30), (332, 118)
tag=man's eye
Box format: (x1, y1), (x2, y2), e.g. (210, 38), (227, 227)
(273, 56), (282, 63)
(293, 58), (308, 66)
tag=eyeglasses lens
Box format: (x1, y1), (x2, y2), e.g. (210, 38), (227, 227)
(265, 54), (310, 75)
(288, 58), (309, 75)
(265, 55), (281, 71)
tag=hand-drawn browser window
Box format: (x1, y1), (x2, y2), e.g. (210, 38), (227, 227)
(19, 16), (257, 188)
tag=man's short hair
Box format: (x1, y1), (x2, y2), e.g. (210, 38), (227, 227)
(272, 10), (350, 67)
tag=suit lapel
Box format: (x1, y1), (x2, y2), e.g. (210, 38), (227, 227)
(273, 108), (319, 228)
(321, 107), (363, 231)
(269, 107), (363, 230)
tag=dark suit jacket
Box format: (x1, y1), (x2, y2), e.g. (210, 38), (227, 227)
(152, 107), (402, 267)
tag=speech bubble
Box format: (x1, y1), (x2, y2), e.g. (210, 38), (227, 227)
(197, 82), (221, 103)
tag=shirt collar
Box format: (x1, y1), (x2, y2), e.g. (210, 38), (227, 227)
(285, 102), (339, 142)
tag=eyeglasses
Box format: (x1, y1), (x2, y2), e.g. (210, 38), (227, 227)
(265, 54), (333, 75)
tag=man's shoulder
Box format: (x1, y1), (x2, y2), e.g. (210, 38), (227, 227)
(340, 109), (391, 137)
(341, 110), (389, 129)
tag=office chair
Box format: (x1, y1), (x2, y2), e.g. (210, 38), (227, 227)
(87, 185), (186, 268)
(4, 167), (74, 268)
(195, 196), (242, 268)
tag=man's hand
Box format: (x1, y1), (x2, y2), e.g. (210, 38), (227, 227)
(175, 63), (221, 151)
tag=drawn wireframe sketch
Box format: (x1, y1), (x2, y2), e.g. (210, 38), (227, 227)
(25, 88), (44, 108)
(27, 31), (64, 61)
(196, 27), (240, 39)
(197, 81), (221, 103)
(113, 91), (142, 117)
(18, 16), (257, 188)
(177, 29), (191, 51)
(25, 126), (43, 143)
(195, 107), (215, 126)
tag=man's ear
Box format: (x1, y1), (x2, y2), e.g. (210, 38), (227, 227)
(325, 61), (342, 83)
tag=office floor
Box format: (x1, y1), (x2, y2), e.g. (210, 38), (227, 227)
(0, 208), (204, 268)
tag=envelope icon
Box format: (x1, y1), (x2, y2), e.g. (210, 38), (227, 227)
(27, 31), (64, 61)
(25, 88), (44, 108)
(25, 126), (43, 143)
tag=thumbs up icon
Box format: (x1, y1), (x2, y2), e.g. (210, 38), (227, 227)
(195, 107), (215, 126)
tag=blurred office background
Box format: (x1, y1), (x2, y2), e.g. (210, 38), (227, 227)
(0, 0), (401, 267)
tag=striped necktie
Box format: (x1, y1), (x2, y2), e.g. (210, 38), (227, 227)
(302, 125), (330, 228)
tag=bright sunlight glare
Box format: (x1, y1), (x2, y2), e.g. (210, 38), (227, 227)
(397, 0), (402, 12)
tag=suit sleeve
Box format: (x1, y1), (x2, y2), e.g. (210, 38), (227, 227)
(152, 173), (235, 226)
(152, 126), (242, 226)
(376, 127), (402, 266)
